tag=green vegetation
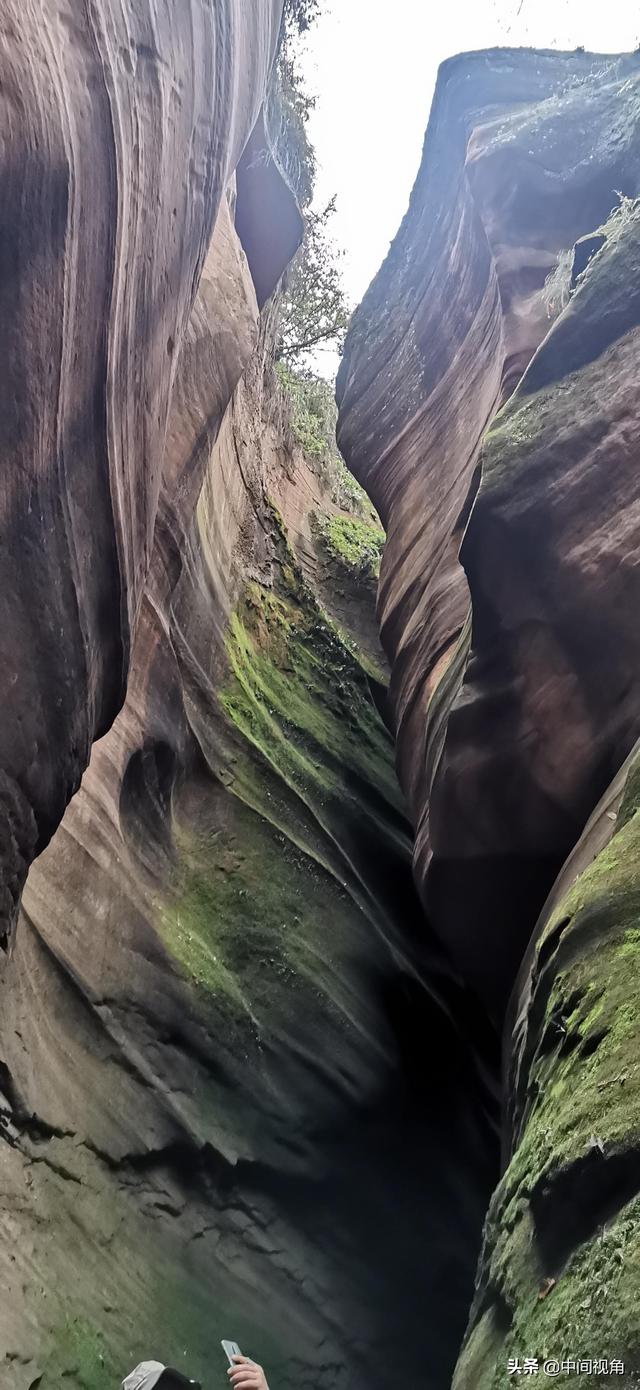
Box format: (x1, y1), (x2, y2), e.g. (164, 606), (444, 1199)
(155, 511), (403, 1034)
(591, 192), (640, 257)
(42, 1316), (118, 1389)
(543, 194), (640, 319)
(276, 362), (375, 517)
(39, 1224), (289, 1389)
(276, 362), (337, 460)
(543, 248), (573, 319)
(313, 513), (385, 583)
(267, 34), (316, 209)
(455, 752), (640, 1388)
(267, 1), (323, 210)
(156, 785), (387, 1054)
(220, 569), (397, 812)
(268, 3), (350, 365)
(481, 320), (636, 491)
(276, 198), (350, 364)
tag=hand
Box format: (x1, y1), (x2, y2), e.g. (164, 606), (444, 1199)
(227, 1354), (270, 1390)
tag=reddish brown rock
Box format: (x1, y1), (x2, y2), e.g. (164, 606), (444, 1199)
(339, 45), (640, 1388)
(338, 50), (640, 1016)
(0, 180), (494, 1388)
(0, 0), (287, 947)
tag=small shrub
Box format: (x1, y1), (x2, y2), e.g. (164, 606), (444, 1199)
(276, 363), (336, 459)
(314, 514), (385, 582)
(276, 363), (375, 519)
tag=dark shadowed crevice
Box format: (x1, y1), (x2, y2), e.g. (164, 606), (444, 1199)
(531, 1147), (640, 1277)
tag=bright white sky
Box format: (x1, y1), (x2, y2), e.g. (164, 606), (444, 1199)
(301, 0), (640, 370)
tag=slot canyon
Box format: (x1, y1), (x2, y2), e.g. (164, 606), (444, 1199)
(1, 6), (640, 1388)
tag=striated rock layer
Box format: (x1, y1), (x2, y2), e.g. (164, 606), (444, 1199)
(0, 135), (494, 1390)
(339, 45), (640, 1388)
(338, 48), (640, 1017)
(453, 741), (640, 1387)
(0, 320), (495, 1390)
(0, 0), (293, 948)
(0, 9), (498, 1386)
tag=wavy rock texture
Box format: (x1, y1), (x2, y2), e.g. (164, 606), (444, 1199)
(8, 23), (640, 1390)
(0, 10), (498, 1387)
(0, 0), (288, 948)
(0, 176), (494, 1390)
(450, 195), (640, 1384)
(453, 741), (640, 1387)
(338, 46), (640, 1387)
(338, 49), (640, 1017)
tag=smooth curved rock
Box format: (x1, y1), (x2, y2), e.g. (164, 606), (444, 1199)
(0, 189), (495, 1387)
(338, 49), (640, 1016)
(339, 43), (640, 1387)
(0, 0), (285, 947)
(453, 740), (640, 1386)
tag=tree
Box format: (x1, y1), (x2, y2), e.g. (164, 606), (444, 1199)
(267, 0), (350, 366)
(276, 198), (350, 364)
(267, 44), (316, 210)
(285, 0), (321, 34)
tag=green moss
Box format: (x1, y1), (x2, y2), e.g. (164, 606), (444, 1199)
(456, 754), (640, 1387)
(157, 818), (261, 1016)
(37, 1188), (292, 1390)
(156, 795), (377, 1040)
(618, 757), (640, 829)
(220, 576), (399, 817)
(313, 512), (385, 582)
(43, 1316), (118, 1388)
(155, 527), (410, 1041)
(145, 1263), (288, 1390)
(275, 364), (376, 520)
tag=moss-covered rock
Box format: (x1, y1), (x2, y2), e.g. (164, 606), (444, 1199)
(156, 512), (411, 1074)
(42, 1317), (118, 1389)
(312, 512), (385, 587)
(454, 751), (640, 1388)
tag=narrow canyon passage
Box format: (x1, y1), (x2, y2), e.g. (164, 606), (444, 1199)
(0, 19), (497, 1374)
(1, 9), (640, 1390)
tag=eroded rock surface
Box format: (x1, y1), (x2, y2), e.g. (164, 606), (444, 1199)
(0, 152), (494, 1390)
(6, 22), (640, 1389)
(0, 0), (287, 948)
(338, 46), (640, 1387)
(453, 743), (640, 1387)
(338, 49), (640, 1016)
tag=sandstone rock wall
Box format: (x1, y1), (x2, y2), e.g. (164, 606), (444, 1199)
(0, 146), (494, 1390)
(5, 18), (639, 1387)
(338, 49), (640, 1017)
(338, 47), (640, 1387)
(0, 0), (288, 949)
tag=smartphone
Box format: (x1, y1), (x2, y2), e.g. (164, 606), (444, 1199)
(222, 1341), (242, 1366)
